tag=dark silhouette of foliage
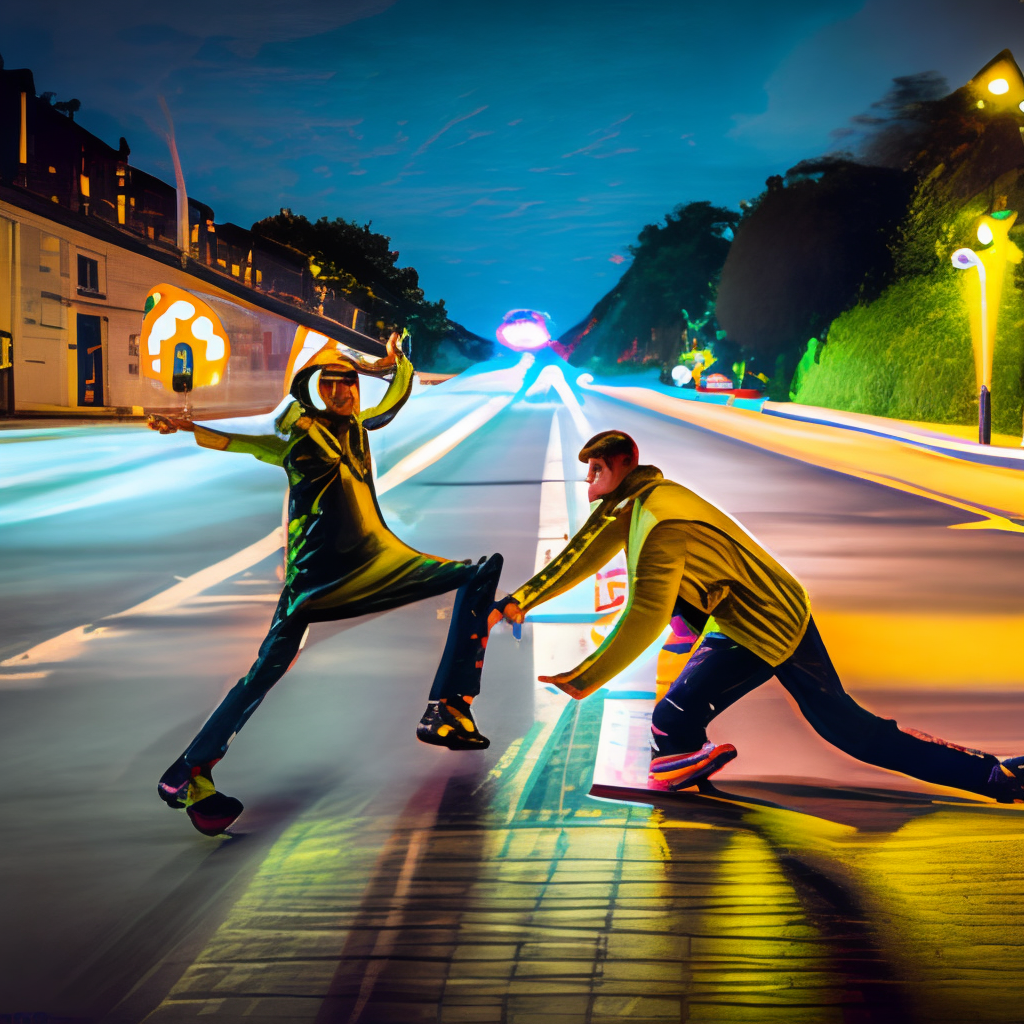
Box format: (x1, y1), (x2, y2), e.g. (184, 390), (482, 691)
(715, 159), (913, 357)
(565, 201), (737, 369)
(252, 208), (468, 366)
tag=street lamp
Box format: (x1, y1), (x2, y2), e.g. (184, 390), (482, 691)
(951, 211), (1023, 444)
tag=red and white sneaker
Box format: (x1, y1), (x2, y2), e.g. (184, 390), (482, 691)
(649, 742), (737, 792)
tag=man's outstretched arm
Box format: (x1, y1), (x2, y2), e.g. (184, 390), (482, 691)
(541, 522), (687, 699)
(148, 399), (301, 467)
(503, 505), (630, 623)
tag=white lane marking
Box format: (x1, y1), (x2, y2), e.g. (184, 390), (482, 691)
(374, 395), (513, 494)
(534, 413), (571, 574)
(525, 364), (590, 436)
(3, 395), (515, 671)
(0, 672), (51, 688)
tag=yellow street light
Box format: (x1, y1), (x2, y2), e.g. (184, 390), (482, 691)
(951, 210), (1022, 443)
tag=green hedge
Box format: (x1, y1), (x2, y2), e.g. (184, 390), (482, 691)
(793, 269), (1024, 435)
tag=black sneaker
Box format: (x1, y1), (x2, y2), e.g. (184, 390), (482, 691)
(187, 791), (245, 836)
(157, 756), (244, 835)
(988, 755), (1024, 803)
(417, 696), (490, 750)
(157, 755), (194, 808)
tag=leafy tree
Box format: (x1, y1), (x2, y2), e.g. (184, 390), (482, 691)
(715, 158), (913, 358)
(252, 209), (460, 366)
(565, 201), (737, 369)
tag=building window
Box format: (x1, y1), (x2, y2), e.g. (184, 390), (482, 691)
(78, 254), (99, 293)
(128, 333), (140, 376)
(40, 291), (65, 329)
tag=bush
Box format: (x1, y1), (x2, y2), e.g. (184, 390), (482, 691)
(793, 268), (1024, 435)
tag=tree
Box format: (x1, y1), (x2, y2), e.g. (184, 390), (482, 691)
(566, 201), (737, 368)
(252, 209), (454, 363)
(715, 158), (912, 358)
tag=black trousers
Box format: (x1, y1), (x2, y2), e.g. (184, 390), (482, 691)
(651, 617), (1000, 798)
(184, 554), (503, 767)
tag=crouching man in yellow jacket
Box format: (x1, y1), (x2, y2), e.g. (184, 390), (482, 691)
(500, 430), (1023, 802)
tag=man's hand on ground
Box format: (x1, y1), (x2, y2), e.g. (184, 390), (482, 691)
(538, 672), (586, 700)
(147, 414), (195, 434)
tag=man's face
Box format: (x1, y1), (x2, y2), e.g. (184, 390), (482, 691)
(319, 370), (359, 417)
(586, 455), (633, 502)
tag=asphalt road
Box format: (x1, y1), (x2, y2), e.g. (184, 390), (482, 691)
(1, 376), (1021, 1023)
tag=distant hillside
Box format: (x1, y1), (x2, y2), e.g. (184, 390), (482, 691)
(558, 201), (737, 374)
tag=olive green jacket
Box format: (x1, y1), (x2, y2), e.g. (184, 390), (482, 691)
(512, 465), (811, 697)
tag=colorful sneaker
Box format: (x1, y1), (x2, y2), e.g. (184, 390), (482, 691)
(988, 755), (1024, 804)
(649, 742), (737, 792)
(157, 756), (243, 835)
(417, 696), (490, 750)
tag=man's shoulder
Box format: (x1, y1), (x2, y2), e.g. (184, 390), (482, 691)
(639, 477), (695, 508)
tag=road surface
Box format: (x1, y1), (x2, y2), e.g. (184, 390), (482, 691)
(1, 367), (1021, 1023)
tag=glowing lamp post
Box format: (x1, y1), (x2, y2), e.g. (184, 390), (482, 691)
(950, 211), (1023, 444)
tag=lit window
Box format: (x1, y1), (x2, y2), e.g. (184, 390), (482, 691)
(80, 174), (90, 197)
(988, 78), (1010, 95)
(117, 195), (126, 225)
(48, 165), (56, 173)
(231, 264), (240, 277)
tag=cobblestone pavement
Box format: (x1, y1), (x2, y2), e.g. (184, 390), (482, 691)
(139, 692), (1023, 1024)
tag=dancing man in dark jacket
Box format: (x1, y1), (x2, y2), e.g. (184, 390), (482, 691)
(150, 335), (506, 835)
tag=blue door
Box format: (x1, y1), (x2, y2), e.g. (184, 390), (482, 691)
(76, 314), (103, 407)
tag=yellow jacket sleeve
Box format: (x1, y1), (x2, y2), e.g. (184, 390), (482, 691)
(558, 522), (687, 699)
(360, 354), (414, 430)
(192, 400), (303, 467)
(512, 507), (629, 613)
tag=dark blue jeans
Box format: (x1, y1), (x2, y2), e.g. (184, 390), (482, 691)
(651, 617), (999, 797)
(184, 554), (503, 766)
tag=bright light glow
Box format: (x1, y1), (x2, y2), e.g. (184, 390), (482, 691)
(496, 310), (552, 351)
(575, 373), (595, 388)
(190, 315), (226, 361)
(1019, 101), (1024, 113)
(952, 247), (982, 271)
(671, 364), (693, 386)
(988, 78), (1010, 95)
(308, 369), (328, 411)
(977, 100), (986, 109)
(148, 300), (196, 354)
(977, 223), (994, 246)
(152, 359), (161, 373)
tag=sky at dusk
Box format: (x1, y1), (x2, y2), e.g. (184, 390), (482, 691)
(5, 0), (1024, 337)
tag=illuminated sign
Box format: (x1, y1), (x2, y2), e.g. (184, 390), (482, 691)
(140, 284), (230, 390)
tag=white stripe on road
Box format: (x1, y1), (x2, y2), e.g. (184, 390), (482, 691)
(374, 395), (513, 494)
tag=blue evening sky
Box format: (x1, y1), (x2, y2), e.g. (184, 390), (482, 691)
(5, 0), (1024, 336)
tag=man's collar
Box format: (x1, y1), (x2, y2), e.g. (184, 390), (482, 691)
(600, 464), (664, 512)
